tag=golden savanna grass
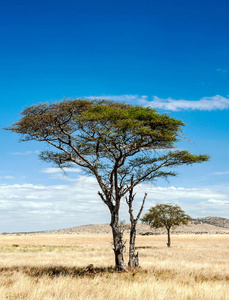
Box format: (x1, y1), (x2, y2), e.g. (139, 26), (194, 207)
(0, 234), (228, 299)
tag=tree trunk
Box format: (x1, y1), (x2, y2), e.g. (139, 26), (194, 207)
(167, 227), (171, 247)
(126, 181), (147, 269)
(110, 215), (126, 271)
(128, 222), (139, 268)
(98, 191), (126, 271)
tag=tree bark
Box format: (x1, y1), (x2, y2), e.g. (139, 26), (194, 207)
(110, 214), (126, 271)
(126, 179), (147, 269)
(128, 221), (139, 268)
(98, 191), (126, 271)
(167, 227), (171, 247)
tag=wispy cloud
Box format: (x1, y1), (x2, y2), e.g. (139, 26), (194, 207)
(213, 171), (229, 175)
(0, 176), (15, 179)
(87, 94), (148, 103)
(216, 68), (228, 76)
(40, 168), (82, 182)
(89, 94), (229, 111)
(9, 150), (41, 155)
(140, 95), (229, 111)
(40, 168), (81, 174)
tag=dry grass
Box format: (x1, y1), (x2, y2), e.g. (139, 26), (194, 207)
(0, 234), (228, 299)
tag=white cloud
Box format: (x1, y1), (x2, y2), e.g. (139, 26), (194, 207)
(141, 95), (229, 111)
(207, 199), (229, 205)
(0, 177), (229, 233)
(0, 176), (15, 179)
(138, 185), (228, 201)
(126, 184), (229, 221)
(89, 94), (229, 111)
(40, 167), (82, 182)
(40, 167), (82, 174)
(0, 177), (108, 232)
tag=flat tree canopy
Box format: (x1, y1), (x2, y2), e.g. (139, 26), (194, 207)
(6, 98), (209, 269)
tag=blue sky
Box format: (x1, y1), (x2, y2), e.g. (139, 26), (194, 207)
(0, 0), (229, 232)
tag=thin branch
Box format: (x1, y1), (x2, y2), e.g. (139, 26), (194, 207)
(136, 193), (147, 221)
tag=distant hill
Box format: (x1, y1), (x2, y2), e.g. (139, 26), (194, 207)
(193, 217), (229, 229)
(10, 216), (229, 235)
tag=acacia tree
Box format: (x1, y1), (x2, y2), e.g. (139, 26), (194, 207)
(141, 204), (192, 247)
(6, 98), (208, 270)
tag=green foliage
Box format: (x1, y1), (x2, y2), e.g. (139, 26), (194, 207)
(5, 98), (209, 196)
(141, 204), (192, 230)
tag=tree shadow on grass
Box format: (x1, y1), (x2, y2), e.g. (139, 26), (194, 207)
(0, 265), (118, 278)
(1, 266), (228, 282)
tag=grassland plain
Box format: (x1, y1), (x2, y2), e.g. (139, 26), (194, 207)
(0, 234), (228, 300)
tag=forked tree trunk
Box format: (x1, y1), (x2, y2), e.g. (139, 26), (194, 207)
(128, 221), (139, 268)
(167, 227), (171, 247)
(110, 217), (126, 271)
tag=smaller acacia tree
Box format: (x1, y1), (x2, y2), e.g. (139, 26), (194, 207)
(141, 204), (192, 247)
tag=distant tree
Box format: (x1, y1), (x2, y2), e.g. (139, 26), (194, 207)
(6, 98), (208, 270)
(141, 204), (192, 247)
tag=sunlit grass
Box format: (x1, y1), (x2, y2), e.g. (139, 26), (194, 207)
(0, 234), (228, 299)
